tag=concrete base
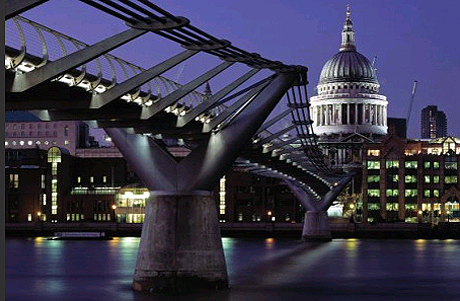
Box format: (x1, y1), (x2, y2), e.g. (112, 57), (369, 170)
(132, 191), (228, 293)
(302, 211), (332, 242)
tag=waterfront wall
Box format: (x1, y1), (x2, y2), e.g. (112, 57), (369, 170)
(6, 222), (460, 239)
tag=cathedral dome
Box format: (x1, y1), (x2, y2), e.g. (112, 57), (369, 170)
(310, 5), (388, 138)
(319, 51), (377, 84)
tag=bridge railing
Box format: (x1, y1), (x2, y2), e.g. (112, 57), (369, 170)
(5, 15), (216, 113)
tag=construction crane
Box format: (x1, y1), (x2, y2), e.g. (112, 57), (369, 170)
(406, 80), (418, 126)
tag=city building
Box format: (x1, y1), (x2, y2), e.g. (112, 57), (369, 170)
(5, 111), (90, 156)
(421, 105), (447, 139)
(362, 134), (460, 223)
(5, 146), (129, 223)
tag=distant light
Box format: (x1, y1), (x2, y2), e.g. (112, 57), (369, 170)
(350, 204), (355, 209)
(112, 205), (117, 210)
(37, 212), (41, 216)
(418, 210), (423, 215)
(267, 211), (272, 216)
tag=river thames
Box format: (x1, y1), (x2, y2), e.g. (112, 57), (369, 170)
(6, 237), (460, 300)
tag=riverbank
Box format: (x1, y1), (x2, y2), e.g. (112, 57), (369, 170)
(6, 221), (460, 239)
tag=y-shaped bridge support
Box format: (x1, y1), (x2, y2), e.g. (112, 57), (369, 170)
(105, 71), (297, 293)
(285, 174), (354, 241)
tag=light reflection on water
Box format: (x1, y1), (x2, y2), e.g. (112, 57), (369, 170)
(6, 237), (460, 301)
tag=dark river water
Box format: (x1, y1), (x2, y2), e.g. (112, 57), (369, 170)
(5, 237), (460, 301)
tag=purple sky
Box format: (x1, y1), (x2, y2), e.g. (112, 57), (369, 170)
(19, 0), (460, 139)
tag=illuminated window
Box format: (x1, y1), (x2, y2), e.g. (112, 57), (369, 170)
(48, 147), (61, 216)
(391, 175), (399, 182)
(41, 174), (46, 189)
(386, 203), (399, 211)
(424, 190), (431, 198)
(424, 175), (430, 184)
(64, 140), (70, 145)
(405, 175), (417, 183)
(386, 189), (399, 197)
(367, 189), (380, 197)
(433, 176), (440, 184)
(27, 214), (32, 222)
(424, 161), (431, 169)
(13, 174), (19, 188)
(367, 161), (380, 169)
(368, 203), (380, 210)
(433, 161), (440, 169)
(219, 176), (226, 215)
(47, 147), (62, 163)
(386, 160), (399, 169)
(404, 189), (418, 197)
(77, 176), (81, 184)
(405, 161), (418, 169)
(367, 175), (380, 183)
(405, 203), (417, 210)
(103, 176), (107, 183)
(433, 189), (440, 197)
(367, 149), (380, 156)
(445, 176), (458, 184)
(90, 176), (94, 183)
(445, 162), (458, 170)
(42, 194), (47, 206)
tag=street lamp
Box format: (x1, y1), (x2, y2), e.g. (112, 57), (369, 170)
(112, 205), (117, 221)
(112, 205), (118, 233)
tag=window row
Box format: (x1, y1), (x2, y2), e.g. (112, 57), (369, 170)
(367, 160), (457, 170)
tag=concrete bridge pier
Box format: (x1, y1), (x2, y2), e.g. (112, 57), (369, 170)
(104, 71), (298, 293)
(302, 211), (331, 241)
(285, 173), (354, 242)
(132, 191), (227, 293)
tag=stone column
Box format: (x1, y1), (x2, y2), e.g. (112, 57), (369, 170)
(354, 103), (358, 125)
(374, 105), (378, 125)
(132, 191), (228, 293)
(347, 104), (350, 125)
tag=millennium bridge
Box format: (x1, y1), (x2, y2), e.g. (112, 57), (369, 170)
(6, 0), (353, 292)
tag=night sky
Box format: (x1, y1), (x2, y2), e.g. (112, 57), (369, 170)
(18, 0), (460, 139)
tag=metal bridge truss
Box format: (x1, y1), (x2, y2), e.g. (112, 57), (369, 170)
(5, 0), (346, 198)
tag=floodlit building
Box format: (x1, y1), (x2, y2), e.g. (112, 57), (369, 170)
(362, 135), (460, 223)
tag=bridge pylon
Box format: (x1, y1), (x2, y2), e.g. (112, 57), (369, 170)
(105, 71), (297, 293)
(285, 174), (354, 241)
